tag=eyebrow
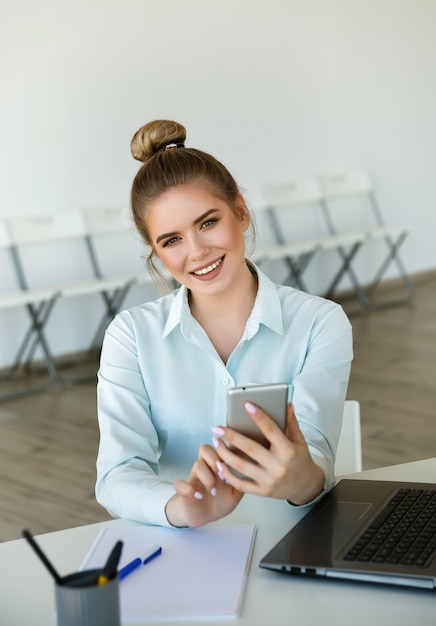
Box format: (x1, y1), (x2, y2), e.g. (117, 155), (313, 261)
(155, 208), (220, 244)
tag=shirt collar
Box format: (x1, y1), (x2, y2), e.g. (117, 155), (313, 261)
(245, 265), (284, 337)
(162, 263), (284, 339)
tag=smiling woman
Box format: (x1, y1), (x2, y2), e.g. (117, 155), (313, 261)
(129, 120), (256, 284)
(95, 119), (353, 530)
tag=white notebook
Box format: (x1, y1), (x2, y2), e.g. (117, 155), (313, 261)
(81, 523), (256, 621)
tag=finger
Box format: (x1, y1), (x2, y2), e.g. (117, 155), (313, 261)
(221, 401), (286, 453)
(284, 402), (307, 444)
(174, 479), (202, 499)
(198, 443), (221, 473)
(216, 460), (262, 496)
(189, 458), (218, 497)
(214, 426), (269, 469)
(214, 437), (269, 488)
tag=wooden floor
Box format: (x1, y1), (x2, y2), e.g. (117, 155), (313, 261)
(0, 276), (435, 543)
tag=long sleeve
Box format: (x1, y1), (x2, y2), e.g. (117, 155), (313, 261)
(95, 268), (353, 525)
(96, 312), (177, 527)
(290, 302), (353, 498)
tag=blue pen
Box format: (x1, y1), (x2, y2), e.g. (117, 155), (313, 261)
(118, 544), (162, 581)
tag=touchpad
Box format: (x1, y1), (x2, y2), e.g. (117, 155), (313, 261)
(311, 500), (372, 526)
(334, 501), (372, 525)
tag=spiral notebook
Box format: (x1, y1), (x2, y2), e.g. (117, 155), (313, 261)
(81, 523), (256, 621)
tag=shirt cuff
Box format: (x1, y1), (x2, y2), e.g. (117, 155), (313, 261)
(286, 452), (334, 508)
(141, 481), (178, 527)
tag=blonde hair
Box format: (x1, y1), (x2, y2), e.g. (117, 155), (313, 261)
(130, 120), (255, 281)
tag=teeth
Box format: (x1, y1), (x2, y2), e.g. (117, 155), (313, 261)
(193, 258), (222, 275)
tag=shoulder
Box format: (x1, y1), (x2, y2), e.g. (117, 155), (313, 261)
(278, 282), (346, 315)
(256, 266), (349, 326)
(270, 281), (352, 339)
(105, 289), (179, 341)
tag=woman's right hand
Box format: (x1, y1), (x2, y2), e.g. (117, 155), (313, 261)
(165, 444), (243, 528)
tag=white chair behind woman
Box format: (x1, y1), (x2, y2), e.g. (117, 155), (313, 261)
(335, 400), (363, 475)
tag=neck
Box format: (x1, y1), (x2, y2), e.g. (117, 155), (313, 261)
(189, 261), (257, 320)
(188, 262), (258, 363)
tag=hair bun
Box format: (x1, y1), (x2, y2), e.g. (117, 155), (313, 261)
(130, 120), (187, 163)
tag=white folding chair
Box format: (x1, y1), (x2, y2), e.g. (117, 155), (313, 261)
(319, 169), (414, 309)
(81, 206), (158, 285)
(335, 400), (363, 476)
(254, 178), (324, 291)
(257, 178), (366, 295)
(81, 207), (175, 347)
(5, 211), (138, 382)
(0, 220), (62, 399)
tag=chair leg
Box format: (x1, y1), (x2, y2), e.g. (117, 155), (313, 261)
(366, 233), (415, 304)
(86, 283), (133, 355)
(0, 296), (64, 401)
(282, 251), (317, 292)
(22, 298), (60, 373)
(75, 279), (137, 366)
(323, 242), (371, 310)
(24, 301), (65, 383)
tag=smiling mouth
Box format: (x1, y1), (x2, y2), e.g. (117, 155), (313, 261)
(191, 257), (223, 276)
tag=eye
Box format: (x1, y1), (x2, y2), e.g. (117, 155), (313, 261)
(201, 218), (218, 229)
(162, 236), (180, 247)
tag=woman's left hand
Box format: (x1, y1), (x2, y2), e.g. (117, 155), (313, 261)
(212, 402), (325, 505)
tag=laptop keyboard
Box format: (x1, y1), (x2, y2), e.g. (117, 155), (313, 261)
(343, 488), (436, 568)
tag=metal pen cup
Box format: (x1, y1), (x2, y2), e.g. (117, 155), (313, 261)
(55, 569), (121, 626)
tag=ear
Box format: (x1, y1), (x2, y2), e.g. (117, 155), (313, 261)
(236, 194), (250, 231)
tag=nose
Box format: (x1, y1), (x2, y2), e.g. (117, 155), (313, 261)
(187, 233), (209, 261)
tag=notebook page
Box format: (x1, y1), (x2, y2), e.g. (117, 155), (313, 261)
(81, 523), (256, 621)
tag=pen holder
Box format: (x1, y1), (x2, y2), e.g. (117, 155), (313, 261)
(55, 569), (121, 626)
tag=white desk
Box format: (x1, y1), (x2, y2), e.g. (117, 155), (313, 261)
(2, 458), (435, 626)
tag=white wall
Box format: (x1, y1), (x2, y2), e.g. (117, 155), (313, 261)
(1, 0), (436, 367)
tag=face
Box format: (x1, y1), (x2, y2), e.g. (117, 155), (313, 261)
(147, 184), (250, 297)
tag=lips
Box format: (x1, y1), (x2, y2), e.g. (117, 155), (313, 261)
(191, 257), (223, 276)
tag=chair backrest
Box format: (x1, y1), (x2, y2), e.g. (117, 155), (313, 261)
(81, 206), (154, 280)
(263, 177), (323, 208)
(260, 177), (326, 245)
(318, 169), (387, 232)
(335, 400), (363, 475)
(0, 219), (11, 249)
(81, 207), (133, 235)
(7, 211), (87, 245)
(319, 169), (373, 199)
(0, 220), (16, 293)
(5, 211), (97, 290)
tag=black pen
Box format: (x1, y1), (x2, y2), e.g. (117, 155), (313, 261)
(22, 529), (64, 585)
(97, 540), (123, 586)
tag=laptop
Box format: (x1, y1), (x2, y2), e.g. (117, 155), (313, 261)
(260, 479), (436, 590)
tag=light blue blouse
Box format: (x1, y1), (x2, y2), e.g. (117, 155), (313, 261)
(96, 266), (353, 526)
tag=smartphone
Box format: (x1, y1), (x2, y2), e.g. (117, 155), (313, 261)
(226, 383), (289, 449)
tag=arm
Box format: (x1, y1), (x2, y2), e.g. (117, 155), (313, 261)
(95, 313), (176, 527)
(199, 303), (353, 505)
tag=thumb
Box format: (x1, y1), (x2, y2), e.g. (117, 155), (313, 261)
(285, 403), (306, 444)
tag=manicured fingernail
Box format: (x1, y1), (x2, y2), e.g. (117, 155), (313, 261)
(210, 487), (217, 496)
(194, 491), (203, 500)
(212, 437), (219, 449)
(212, 426), (225, 436)
(216, 461), (225, 480)
(244, 401), (257, 414)
(216, 460), (224, 471)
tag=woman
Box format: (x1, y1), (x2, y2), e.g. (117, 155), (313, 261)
(95, 119), (353, 528)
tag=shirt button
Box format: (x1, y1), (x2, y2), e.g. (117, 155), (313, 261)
(222, 377), (229, 385)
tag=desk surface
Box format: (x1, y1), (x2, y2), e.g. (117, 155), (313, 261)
(2, 457), (435, 626)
